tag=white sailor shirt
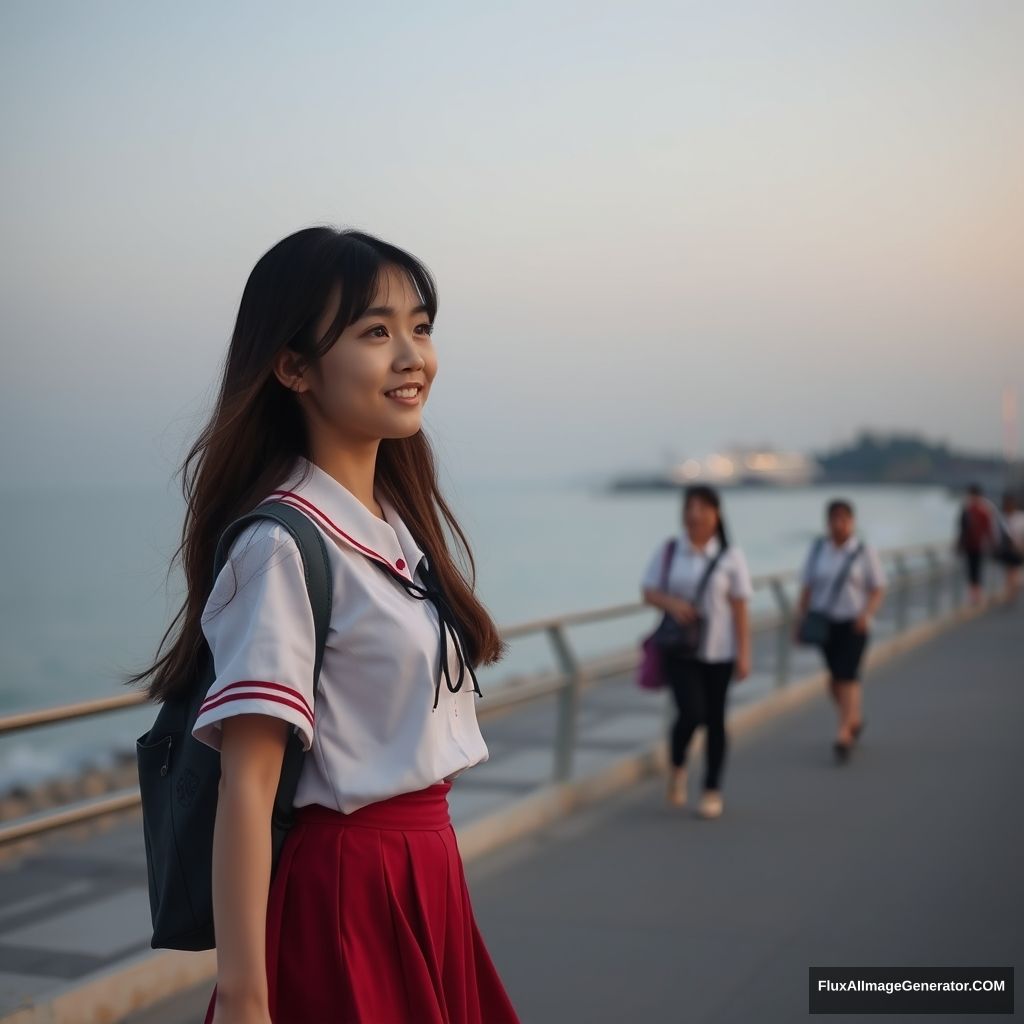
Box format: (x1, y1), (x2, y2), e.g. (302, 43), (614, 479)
(640, 534), (754, 662)
(802, 535), (887, 621)
(191, 455), (490, 813)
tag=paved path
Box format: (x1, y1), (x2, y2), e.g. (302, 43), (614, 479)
(132, 602), (1021, 1023)
(463, 605), (1023, 1023)
(0, 572), (1004, 1021)
(2, 599), (851, 1018)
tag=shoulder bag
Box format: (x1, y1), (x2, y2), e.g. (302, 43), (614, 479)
(797, 538), (863, 646)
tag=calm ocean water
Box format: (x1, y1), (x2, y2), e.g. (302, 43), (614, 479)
(0, 478), (960, 787)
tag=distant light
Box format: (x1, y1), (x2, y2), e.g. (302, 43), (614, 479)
(745, 453), (779, 471)
(707, 454), (735, 477)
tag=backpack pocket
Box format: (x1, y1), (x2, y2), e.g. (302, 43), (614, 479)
(136, 731), (204, 948)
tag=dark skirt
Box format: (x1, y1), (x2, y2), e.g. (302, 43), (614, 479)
(822, 618), (869, 682)
(203, 780), (520, 1024)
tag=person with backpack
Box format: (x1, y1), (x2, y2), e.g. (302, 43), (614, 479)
(794, 499), (887, 763)
(640, 485), (753, 819)
(993, 491), (1024, 603)
(127, 228), (520, 1024)
(955, 483), (1000, 605)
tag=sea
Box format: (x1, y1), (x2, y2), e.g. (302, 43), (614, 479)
(0, 478), (962, 790)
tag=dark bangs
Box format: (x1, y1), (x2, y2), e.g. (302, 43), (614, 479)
(314, 230), (438, 357)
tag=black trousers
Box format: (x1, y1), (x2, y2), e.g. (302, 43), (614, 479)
(662, 651), (735, 790)
(964, 550), (984, 587)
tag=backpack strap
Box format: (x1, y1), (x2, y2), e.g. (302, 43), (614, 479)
(659, 537), (678, 590)
(823, 539), (864, 613)
(212, 501), (332, 687)
(694, 542), (727, 609)
(211, 501), (333, 858)
(805, 536), (828, 597)
(808, 535), (826, 577)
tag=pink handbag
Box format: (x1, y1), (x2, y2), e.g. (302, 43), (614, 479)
(636, 538), (678, 690)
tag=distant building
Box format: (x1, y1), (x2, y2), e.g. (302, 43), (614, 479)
(667, 448), (818, 487)
(610, 448), (818, 491)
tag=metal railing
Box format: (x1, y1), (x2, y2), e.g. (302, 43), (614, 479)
(0, 540), (989, 845)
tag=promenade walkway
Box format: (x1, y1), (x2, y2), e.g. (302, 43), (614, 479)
(464, 604), (1023, 1022)
(4, 598), (1019, 1021)
(0, 610), (844, 1020)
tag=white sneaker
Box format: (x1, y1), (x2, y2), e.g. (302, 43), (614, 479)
(666, 768), (687, 808)
(697, 790), (724, 819)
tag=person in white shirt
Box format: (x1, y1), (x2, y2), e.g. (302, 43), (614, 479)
(795, 499), (887, 763)
(996, 491), (1024, 602)
(640, 485), (753, 819)
(127, 227), (520, 1024)
(1004, 493), (1024, 552)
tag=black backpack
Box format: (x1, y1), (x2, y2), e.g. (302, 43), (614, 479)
(135, 501), (332, 951)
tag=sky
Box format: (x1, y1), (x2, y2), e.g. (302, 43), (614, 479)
(1, 0), (1022, 488)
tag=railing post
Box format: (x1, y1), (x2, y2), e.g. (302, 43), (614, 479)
(924, 549), (942, 619)
(951, 551), (964, 608)
(547, 624), (583, 783)
(894, 553), (910, 631)
(770, 579), (793, 687)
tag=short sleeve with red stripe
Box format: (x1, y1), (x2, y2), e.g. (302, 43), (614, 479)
(192, 520), (317, 753)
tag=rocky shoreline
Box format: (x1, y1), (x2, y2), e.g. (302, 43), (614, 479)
(0, 749), (141, 865)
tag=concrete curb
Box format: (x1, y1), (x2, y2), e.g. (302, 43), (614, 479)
(1, 948), (216, 1024)
(1, 599), (995, 1024)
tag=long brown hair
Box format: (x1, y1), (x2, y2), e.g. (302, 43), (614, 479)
(124, 227), (507, 703)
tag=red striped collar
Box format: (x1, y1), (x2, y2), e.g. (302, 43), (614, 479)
(257, 456), (426, 581)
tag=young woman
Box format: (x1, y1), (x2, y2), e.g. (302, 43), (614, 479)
(126, 228), (520, 1024)
(640, 486), (753, 819)
(996, 491), (1024, 602)
(795, 499), (887, 763)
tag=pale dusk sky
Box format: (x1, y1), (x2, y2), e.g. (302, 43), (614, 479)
(2, 0), (1021, 488)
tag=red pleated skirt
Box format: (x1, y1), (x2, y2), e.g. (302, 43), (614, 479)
(203, 780), (520, 1024)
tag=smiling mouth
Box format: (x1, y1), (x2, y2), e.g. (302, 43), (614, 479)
(384, 384), (423, 402)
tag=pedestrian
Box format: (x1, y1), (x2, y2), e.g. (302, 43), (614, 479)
(794, 499), (887, 763)
(640, 485), (753, 818)
(995, 491), (1024, 602)
(955, 483), (999, 605)
(127, 227), (520, 1024)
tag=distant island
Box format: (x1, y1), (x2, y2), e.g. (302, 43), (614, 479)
(815, 432), (1010, 490)
(609, 432), (1017, 493)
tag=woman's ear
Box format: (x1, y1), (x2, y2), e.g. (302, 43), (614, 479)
(273, 348), (310, 394)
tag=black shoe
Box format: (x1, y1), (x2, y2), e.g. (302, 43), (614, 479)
(833, 740), (852, 763)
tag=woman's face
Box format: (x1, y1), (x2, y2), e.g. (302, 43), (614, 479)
(828, 508), (855, 544)
(684, 497), (718, 543)
(290, 264), (437, 443)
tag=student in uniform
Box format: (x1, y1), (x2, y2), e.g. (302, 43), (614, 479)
(794, 499), (887, 763)
(995, 491), (1024, 602)
(640, 485), (753, 819)
(127, 227), (520, 1024)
